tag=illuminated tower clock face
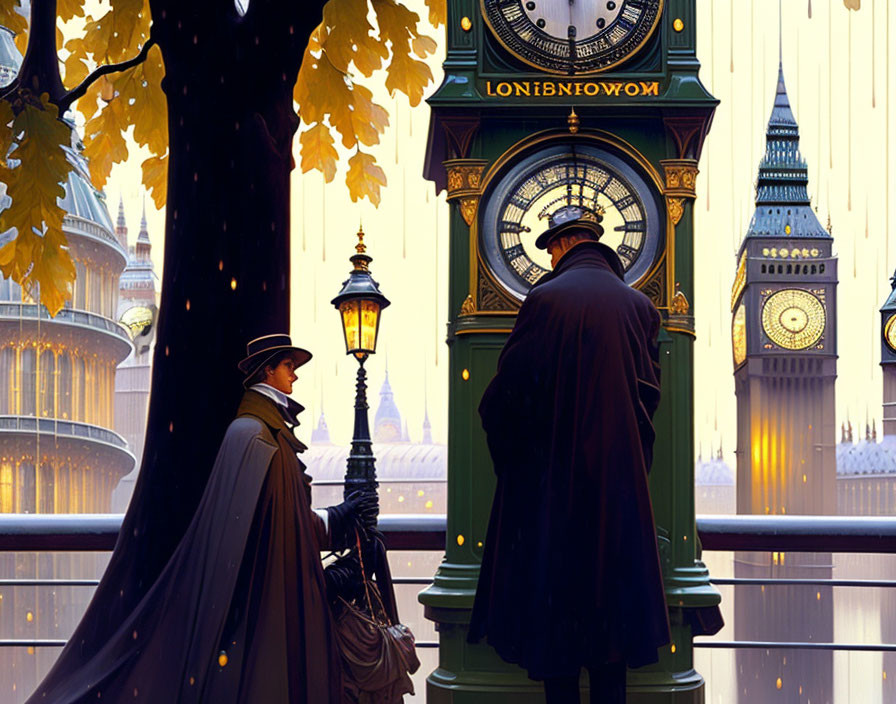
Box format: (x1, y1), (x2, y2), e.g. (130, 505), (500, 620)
(732, 302), (746, 366)
(761, 289), (826, 350)
(480, 144), (662, 299)
(481, 0), (664, 74)
(885, 313), (896, 351)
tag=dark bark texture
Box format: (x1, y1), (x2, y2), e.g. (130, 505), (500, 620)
(25, 2), (329, 697)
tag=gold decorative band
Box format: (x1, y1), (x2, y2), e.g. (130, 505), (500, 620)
(444, 159), (489, 199)
(660, 159), (699, 198)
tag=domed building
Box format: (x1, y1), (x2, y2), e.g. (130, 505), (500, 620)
(0, 29), (134, 702)
(694, 446), (735, 515)
(304, 373), (446, 513)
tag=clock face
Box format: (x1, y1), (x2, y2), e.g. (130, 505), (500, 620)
(761, 289), (826, 351)
(481, 0), (663, 74)
(480, 143), (662, 299)
(732, 302), (746, 366)
(885, 314), (896, 351)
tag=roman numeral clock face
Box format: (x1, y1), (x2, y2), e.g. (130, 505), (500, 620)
(480, 144), (663, 299)
(482, 0), (663, 74)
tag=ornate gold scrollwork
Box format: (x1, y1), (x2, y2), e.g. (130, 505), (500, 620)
(667, 196), (685, 226)
(444, 158), (489, 228)
(641, 261), (667, 309)
(459, 198), (479, 227)
(459, 295), (476, 317)
(660, 159), (699, 198)
(671, 283), (690, 315)
(478, 274), (517, 312)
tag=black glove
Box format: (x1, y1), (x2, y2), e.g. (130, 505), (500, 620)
(324, 551), (363, 606)
(327, 490), (378, 548)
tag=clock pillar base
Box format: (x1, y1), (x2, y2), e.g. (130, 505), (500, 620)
(422, 601), (707, 704)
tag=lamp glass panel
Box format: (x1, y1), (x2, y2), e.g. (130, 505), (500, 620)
(360, 299), (381, 353)
(340, 301), (361, 353)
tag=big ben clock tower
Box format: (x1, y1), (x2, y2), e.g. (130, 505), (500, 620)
(422, 1), (719, 702)
(731, 65), (837, 704)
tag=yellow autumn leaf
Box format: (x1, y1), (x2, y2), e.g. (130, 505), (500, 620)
(57, 0), (85, 22)
(372, 0), (435, 105)
(346, 151), (387, 206)
(82, 92), (129, 189)
(0, 99), (14, 160)
(82, 0), (150, 64)
(0, 97), (74, 315)
(0, 1), (28, 53)
(295, 47), (350, 127)
(349, 83), (389, 147)
(412, 35), (437, 58)
(843, 0), (860, 9)
(299, 123), (339, 182)
(141, 153), (167, 210)
(321, 0), (388, 77)
(115, 44), (168, 156)
(423, 0), (446, 26)
(63, 37), (90, 88)
(384, 50), (433, 107)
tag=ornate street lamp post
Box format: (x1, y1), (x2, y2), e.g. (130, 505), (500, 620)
(332, 227), (390, 501)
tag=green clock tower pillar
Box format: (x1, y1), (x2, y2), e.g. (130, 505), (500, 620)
(421, 2), (719, 701)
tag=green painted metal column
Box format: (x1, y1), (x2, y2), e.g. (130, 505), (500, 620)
(420, 1), (720, 701)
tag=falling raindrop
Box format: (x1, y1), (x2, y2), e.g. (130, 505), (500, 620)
(865, 199), (869, 239)
(730, 0), (735, 72)
(828, 0), (833, 168)
(808, 0), (812, 18)
(321, 174), (327, 262)
(872, 0), (877, 108)
(848, 9), (853, 211)
(402, 169), (407, 259)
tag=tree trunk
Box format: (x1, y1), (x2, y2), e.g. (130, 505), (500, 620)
(34, 3), (326, 668)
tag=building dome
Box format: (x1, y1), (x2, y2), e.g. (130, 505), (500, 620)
(0, 26), (20, 88)
(374, 369), (404, 443)
(837, 424), (896, 477)
(695, 451), (735, 487)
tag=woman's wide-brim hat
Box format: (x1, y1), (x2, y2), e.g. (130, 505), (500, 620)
(238, 334), (312, 383)
(534, 205), (605, 250)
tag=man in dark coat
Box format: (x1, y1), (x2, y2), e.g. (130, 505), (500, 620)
(28, 334), (374, 703)
(468, 207), (670, 703)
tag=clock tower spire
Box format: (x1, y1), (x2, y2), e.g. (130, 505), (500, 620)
(731, 62), (837, 704)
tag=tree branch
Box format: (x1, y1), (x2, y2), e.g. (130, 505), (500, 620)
(58, 38), (157, 113)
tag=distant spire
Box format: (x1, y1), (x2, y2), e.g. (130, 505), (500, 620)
(697, 442), (703, 463)
(866, 422), (871, 442)
(741, 57), (827, 243)
(374, 366), (403, 443)
(873, 419), (878, 442)
(847, 420), (853, 444)
(840, 422), (846, 443)
(422, 365), (432, 444)
(115, 195), (128, 249)
(136, 196), (151, 261)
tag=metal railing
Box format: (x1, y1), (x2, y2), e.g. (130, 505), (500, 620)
(2, 514), (896, 654)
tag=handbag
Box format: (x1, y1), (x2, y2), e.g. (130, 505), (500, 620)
(332, 530), (421, 704)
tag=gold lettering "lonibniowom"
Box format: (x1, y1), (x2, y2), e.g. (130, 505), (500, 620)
(484, 80), (660, 98)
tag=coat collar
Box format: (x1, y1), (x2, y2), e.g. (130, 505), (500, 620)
(540, 240), (625, 284)
(237, 389), (307, 453)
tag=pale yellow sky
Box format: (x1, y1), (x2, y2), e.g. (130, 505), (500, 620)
(109, 0), (892, 461)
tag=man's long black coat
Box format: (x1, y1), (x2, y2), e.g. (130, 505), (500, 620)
(468, 241), (670, 679)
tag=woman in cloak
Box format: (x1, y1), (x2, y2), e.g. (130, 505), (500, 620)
(27, 334), (375, 703)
